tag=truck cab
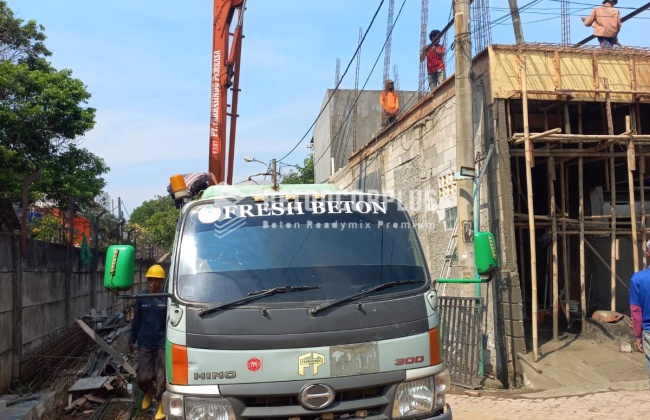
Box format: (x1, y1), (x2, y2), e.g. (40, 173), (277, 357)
(106, 184), (451, 419)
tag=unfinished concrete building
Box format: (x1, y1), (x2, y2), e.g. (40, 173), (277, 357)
(315, 44), (650, 388)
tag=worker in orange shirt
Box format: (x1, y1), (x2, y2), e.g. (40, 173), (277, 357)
(380, 79), (399, 127)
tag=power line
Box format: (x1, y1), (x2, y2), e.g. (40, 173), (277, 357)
(276, 0), (385, 163)
(312, 0), (408, 171)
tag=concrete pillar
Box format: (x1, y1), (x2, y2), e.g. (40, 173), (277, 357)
(454, 0), (475, 278)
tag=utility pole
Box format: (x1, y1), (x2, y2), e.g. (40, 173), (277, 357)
(271, 159), (278, 190)
(118, 197), (123, 244)
(455, 0), (474, 278)
(507, 0), (525, 44)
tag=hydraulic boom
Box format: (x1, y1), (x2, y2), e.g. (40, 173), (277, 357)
(210, 0), (245, 184)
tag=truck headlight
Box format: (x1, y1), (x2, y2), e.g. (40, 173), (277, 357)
(391, 370), (449, 418)
(163, 393), (236, 420)
(186, 397), (236, 420)
(163, 392), (184, 420)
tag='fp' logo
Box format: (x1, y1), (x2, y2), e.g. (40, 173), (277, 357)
(298, 352), (325, 376)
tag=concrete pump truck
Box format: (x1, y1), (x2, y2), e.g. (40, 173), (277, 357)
(102, 1), (498, 418)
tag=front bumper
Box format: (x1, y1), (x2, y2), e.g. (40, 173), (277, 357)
(423, 404), (452, 419)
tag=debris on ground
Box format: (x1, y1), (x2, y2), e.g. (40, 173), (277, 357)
(591, 310), (625, 323)
(10, 307), (138, 419)
(581, 314), (634, 344)
(619, 341), (633, 353)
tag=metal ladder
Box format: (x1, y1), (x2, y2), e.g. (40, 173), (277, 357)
(439, 218), (458, 279)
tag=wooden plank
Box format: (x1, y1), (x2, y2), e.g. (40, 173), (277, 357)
(517, 352), (543, 374)
(549, 157), (559, 341)
(76, 319), (136, 377)
(522, 55), (540, 362)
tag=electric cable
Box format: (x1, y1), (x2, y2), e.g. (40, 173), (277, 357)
(276, 0), (385, 163)
(310, 0), (408, 170)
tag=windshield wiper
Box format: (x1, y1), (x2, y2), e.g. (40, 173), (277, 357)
(198, 285), (321, 317)
(309, 280), (421, 316)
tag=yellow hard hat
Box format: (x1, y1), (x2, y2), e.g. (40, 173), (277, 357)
(146, 264), (166, 279)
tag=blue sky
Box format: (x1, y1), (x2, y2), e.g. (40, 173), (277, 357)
(7, 0), (650, 216)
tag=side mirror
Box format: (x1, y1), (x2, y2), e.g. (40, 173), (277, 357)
(104, 245), (135, 291)
(474, 231), (499, 278)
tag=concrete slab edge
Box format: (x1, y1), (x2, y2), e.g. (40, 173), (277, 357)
(518, 380), (649, 399)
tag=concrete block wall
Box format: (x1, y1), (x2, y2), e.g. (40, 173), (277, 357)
(488, 100), (526, 388)
(315, 89), (421, 183)
(0, 236), (14, 394)
(0, 233), (151, 394)
(327, 79), (525, 387)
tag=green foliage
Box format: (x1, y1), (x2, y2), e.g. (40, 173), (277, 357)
(30, 212), (60, 243)
(129, 196), (178, 251)
(0, 0), (51, 65)
(0, 60), (96, 161)
(0, 1), (107, 231)
(35, 145), (109, 211)
(280, 154), (314, 185)
(130, 196), (175, 226)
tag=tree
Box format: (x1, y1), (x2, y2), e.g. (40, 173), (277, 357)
(0, 1), (50, 64)
(0, 1), (105, 231)
(128, 196), (178, 251)
(35, 145), (109, 210)
(280, 155), (314, 185)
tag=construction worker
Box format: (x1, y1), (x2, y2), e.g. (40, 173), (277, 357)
(630, 240), (650, 386)
(380, 79), (399, 127)
(128, 264), (167, 419)
(581, 0), (622, 49)
(167, 171), (218, 208)
(420, 29), (446, 91)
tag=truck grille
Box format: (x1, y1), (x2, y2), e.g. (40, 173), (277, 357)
(221, 373), (403, 419)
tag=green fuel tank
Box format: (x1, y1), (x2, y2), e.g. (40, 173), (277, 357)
(474, 231), (498, 276)
(104, 245), (135, 291)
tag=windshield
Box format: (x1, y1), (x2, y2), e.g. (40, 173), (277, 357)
(176, 195), (429, 304)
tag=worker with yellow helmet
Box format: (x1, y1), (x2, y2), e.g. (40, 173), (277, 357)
(128, 264), (168, 419)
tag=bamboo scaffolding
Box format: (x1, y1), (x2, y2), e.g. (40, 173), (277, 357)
(521, 56), (540, 362)
(507, 51), (650, 355)
(639, 102), (647, 269)
(512, 213), (638, 226)
(579, 148), (586, 329)
(512, 128), (563, 144)
(524, 229), (650, 234)
(549, 157), (559, 340)
(584, 239), (630, 292)
(510, 150), (633, 158)
(511, 133), (650, 143)
(605, 79), (617, 312)
(509, 88), (650, 97)
(625, 114), (640, 276)
(561, 160), (570, 324)
(642, 158), (647, 268)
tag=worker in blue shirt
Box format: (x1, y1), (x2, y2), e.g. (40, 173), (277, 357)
(630, 240), (650, 386)
(128, 264), (168, 419)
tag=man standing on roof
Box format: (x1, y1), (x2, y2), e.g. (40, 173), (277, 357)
(128, 264), (168, 419)
(380, 79), (399, 127)
(581, 0), (621, 49)
(420, 29), (446, 91)
(167, 172), (218, 208)
(630, 240), (650, 386)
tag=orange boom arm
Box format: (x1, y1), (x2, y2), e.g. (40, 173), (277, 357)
(210, 0), (245, 184)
